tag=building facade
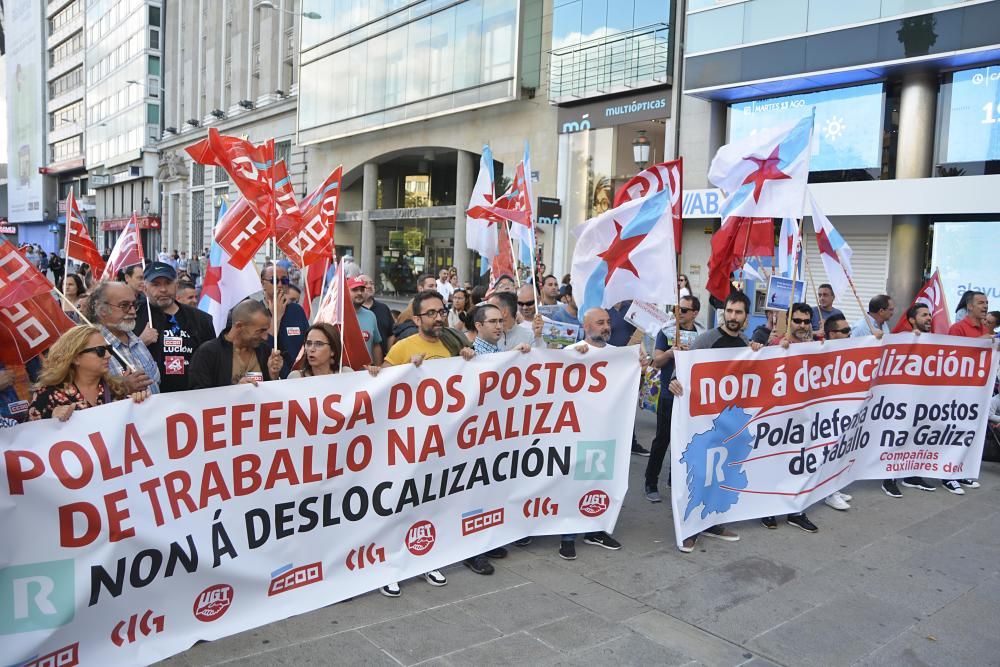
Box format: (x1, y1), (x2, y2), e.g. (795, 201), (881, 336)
(297, 0), (555, 289)
(83, 0), (164, 256)
(677, 0), (1000, 324)
(156, 0), (304, 259)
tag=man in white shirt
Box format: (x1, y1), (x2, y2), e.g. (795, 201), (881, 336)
(850, 294), (894, 338)
(435, 268), (454, 302)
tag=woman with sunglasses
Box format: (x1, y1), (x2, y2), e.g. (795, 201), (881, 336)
(28, 326), (150, 422)
(677, 274), (692, 299)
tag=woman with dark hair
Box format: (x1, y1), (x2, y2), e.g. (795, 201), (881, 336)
(448, 289), (473, 332)
(678, 274), (692, 299)
(29, 325), (149, 421)
(955, 290), (975, 321)
(61, 274), (87, 322)
(986, 310), (1000, 333)
(287, 323), (343, 378)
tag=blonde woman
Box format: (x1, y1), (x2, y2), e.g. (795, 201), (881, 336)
(29, 325), (149, 422)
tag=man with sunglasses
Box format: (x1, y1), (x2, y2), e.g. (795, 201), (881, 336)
(645, 295), (701, 503)
(84, 281), (160, 395)
(133, 262), (215, 393)
(251, 263), (310, 379)
(820, 315), (857, 510)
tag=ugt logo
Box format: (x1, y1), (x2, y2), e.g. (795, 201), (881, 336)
(0, 559), (75, 634)
(574, 440), (616, 480)
(406, 520), (436, 556)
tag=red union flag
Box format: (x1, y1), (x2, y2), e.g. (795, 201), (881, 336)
(102, 213), (145, 280)
(0, 294), (75, 366)
(892, 269), (951, 334)
(65, 191), (106, 278)
(187, 129), (275, 267)
(614, 158), (683, 254)
(282, 166), (341, 268)
(0, 238), (57, 308)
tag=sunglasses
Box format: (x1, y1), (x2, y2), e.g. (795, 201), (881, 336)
(833, 326), (851, 335)
(265, 276), (291, 286)
(678, 307), (694, 314)
(791, 318), (812, 325)
(81, 345), (109, 358)
(517, 301), (535, 307)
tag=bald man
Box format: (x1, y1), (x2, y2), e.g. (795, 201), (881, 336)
(516, 283), (536, 321)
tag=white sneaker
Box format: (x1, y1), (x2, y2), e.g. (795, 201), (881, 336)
(380, 582), (401, 597)
(423, 570), (447, 586)
(837, 491), (852, 502)
(824, 493), (850, 511)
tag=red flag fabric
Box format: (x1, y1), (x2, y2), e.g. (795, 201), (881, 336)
(706, 216), (774, 302)
(891, 270), (951, 333)
(289, 166), (342, 268)
(65, 191), (106, 278)
(186, 129), (275, 267)
(101, 213), (145, 281)
(0, 294), (75, 366)
(489, 221), (516, 291)
(614, 158), (684, 254)
(0, 238), (58, 308)
(313, 260), (372, 370)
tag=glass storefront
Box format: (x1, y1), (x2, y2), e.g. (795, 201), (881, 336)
(374, 217), (456, 294)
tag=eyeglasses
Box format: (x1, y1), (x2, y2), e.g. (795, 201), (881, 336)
(417, 309), (449, 319)
(791, 318), (812, 325)
(517, 301), (535, 307)
(106, 300), (138, 312)
(80, 345), (109, 358)
(303, 340), (330, 349)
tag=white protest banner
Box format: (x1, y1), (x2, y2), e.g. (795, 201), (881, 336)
(671, 334), (998, 547)
(0, 348), (639, 666)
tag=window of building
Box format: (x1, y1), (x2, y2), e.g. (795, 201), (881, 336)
(51, 136), (83, 163)
(50, 101), (83, 130)
(49, 0), (82, 34)
(148, 56), (161, 76)
(149, 5), (161, 27)
(150, 27), (161, 50)
(404, 175), (431, 208)
(192, 163), (205, 187)
(50, 32), (84, 68)
(191, 190), (205, 255)
(275, 141), (292, 168)
(147, 104), (160, 124)
(215, 166), (228, 183)
(50, 67), (83, 98)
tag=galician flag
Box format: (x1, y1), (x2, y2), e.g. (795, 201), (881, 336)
(808, 191), (854, 302)
(777, 217), (799, 278)
(570, 186), (677, 320)
(198, 200), (264, 335)
(465, 146), (500, 271)
(709, 112), (815, 219)
(510, 142), (536, 270)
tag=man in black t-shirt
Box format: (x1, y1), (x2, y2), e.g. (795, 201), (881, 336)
(360, 273), (395, 356)
(134, 262), (215, 392)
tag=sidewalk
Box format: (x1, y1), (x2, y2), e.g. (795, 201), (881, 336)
(162, 412), (1000, 666)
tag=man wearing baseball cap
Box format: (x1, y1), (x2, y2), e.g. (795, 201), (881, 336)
(134, 261), (215, 393)
(348, 276), (384, 365)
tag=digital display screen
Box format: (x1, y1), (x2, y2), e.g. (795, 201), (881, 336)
(942, 65), (1000, 163)
(931, 221), (1000, 307)
(729, 83), (884, 172)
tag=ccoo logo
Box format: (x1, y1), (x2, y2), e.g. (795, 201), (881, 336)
(193, 584), (233, 622)
(578, 490), (610, 517)
(406, 520), (436, 556)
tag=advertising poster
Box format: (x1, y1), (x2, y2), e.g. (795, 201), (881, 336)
(4, 0), (45, 223)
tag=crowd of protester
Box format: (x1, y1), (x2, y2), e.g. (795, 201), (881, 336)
(2, 248), (997, 583)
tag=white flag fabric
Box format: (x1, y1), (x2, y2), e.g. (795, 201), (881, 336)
(809, 191), (854, 302)
(709, 112), (815, 219)
(570, 186), (677, 319)
(465, 146), (499, 263)
(777, 217), (799, 277)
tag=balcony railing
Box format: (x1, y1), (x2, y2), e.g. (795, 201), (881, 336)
(549, 23), (671, 102)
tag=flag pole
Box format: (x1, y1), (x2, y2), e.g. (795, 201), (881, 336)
(269, 140), (278, 352)
(785, 217), (805, 337)
(506, 220), (520, 288)
(801, 225), (823, 333)
(137, 211), (153, 324)
(313, 257), (331, 325)
(842, 252), (876, 336)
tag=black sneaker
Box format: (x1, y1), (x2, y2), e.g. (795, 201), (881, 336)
(901, 477), (936, 492)
(632, 442), (651, 456)
(513, 537), (532, 547)
(558, 540), (577, 560)
(463, 555), (494, 575)
(761, 516), (778, 529)
(958, 479), (981, 489)
(882, 479), (902, 498)
(787, 513), (818, 533)
(702, 525), (739, 541)
(583, 531), (622, 550)
(485, 546), (508, 559)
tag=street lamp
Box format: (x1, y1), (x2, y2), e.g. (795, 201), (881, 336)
(632, 130), (650, 168)
(255, 1), (321, 19)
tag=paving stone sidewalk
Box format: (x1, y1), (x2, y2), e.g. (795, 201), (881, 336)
(163, 413), (1000, 666)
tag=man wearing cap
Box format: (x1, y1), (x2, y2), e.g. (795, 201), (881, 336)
(349, 277), (384, 365)
(134, 262), (216, 393)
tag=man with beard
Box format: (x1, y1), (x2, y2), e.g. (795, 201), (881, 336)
(878, 303), (939, 498)
(645, 295), (701, 502)
(760, 303), (820, 533)
(253, 263), (310, 378)
(84, 282), (160, 394)
(133, 262), (215, 393)
(379, 290), (474, 597)
(176, 281), (199, 307)
(188, 299), (284, 389)
(944, 294), (989, 494)
(811, 284), (844, 337)
(668, 291), (760, 552)
(347, 277), (384, 365)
